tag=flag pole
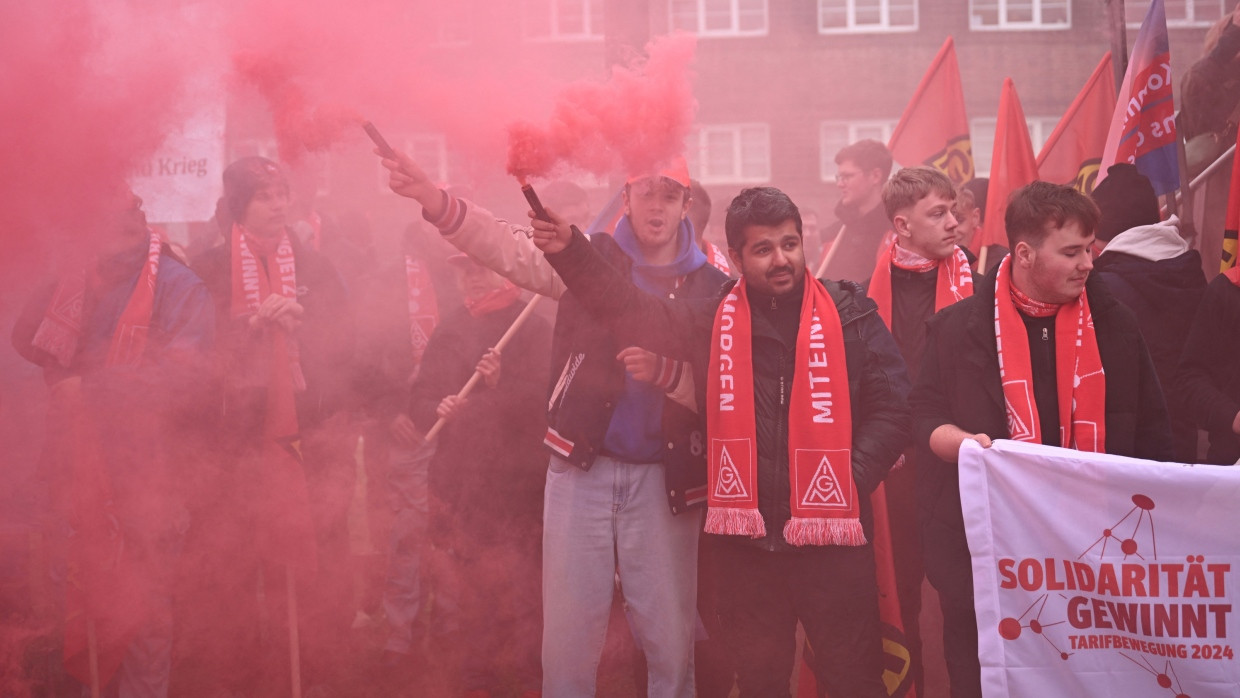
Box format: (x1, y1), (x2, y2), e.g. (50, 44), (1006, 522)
(423, 294), (544, 441)
(814, 227), (848, 279)
(288, 568), (302, 698)
(87, 618), (101, 698)
(978, 246), (990, 276)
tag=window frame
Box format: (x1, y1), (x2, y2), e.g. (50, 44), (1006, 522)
(819, 120), (898, 182)
(817, 0), (919, 35)
(523, 0), (605, 42)
(968, 0), (1072, 31)
(668, 0), (769, 37)
(691, 123), (772, 185)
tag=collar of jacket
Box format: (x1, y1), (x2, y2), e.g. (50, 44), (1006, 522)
(833, 198), (889, 231)
(961, 265), (1120, 417)
(721, 275), (877, 326)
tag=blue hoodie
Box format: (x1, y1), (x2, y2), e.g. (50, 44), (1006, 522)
(601, 215), (708, 462)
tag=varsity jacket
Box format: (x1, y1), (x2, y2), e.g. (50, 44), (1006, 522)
(424, 194), (728, 514)
(544, 228), (912, 551)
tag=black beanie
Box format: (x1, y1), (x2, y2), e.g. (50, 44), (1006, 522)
(1090, 163), (1160, 242)
(222, 156), (287, 224)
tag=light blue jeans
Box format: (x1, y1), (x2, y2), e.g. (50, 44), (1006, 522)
(382, 442), (433, 653)
(542, 454), (701, 698)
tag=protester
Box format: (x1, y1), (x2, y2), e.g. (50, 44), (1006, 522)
(1175, 265), (1240, 466)
(819, 139), (895, 283)
(529, 185), (910, 697)
(381, 150), (727, 698)
(690, 179), (732, 276)
(868, 166), (979, 693)
(190, 156), (354, 695)
(1181, 4), (1240, 176)
(1091, 163), (1206, 462)
(349, 220), (462, 675)
(12, 187), (215, 698)
(911, 181), (1175, 698)
(409, 254), (551, 697)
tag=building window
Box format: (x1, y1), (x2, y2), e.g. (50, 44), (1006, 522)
(819, 121), (897, 181)
(689, 124), (771, 184)
(819, 0), (918, 34)
(1126, 0), (1225, 27)
(378, 135), (449, 194)
(969, 0), (1070, 30)
(969, 116), (1058, 177)
(525, 0), (605, 40)
(669, 0), (768, 36)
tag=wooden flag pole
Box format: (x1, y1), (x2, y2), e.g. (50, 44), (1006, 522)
(87, 618), (101, 698)
(814, 226), (848, 279)
(287, 569), (302, 698)
(978, 245), (990, 276)
(423, 294), (544, 442)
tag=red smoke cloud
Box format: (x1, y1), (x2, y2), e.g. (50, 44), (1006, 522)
(506, 34), (698, 181)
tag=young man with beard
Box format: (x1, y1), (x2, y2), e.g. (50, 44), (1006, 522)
(910, 181), (1174, 698)
(819, 140), (895, 284)
(866, 166), (979, 693)
(12, 187), (215, 698)
(528, 186), (910, 697)
(381, 152), (727, 698)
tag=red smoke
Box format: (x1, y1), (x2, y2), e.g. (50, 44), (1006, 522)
(506, 34), (698, 181)
(233, 52), (362, 164)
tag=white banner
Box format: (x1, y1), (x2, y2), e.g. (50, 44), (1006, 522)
(961, 439), (1240, 697)
(130, 100), (225, 224)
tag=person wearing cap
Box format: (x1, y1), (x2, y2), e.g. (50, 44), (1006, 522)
(1091, 163), (1205, 463)
(12, 186), (215, 698)
(189, 156), (353, 694)
(380, 150), (727, 697)
(910, 182), (1173, 698)
(529, 185), (911, 698)
(408, 254), (551, 696)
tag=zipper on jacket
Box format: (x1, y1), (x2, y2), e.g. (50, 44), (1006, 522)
(771, 296), (777, 310)
(1042, 327), (1049, 341)
(779, 374), (786, 407)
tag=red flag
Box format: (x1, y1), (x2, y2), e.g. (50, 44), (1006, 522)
(1036, 53), (1117, 194)
(978, 79), (1039, 251)
(796, 484), (916, 697)
(887, 37), (974, 186)
(1222, 129), (1240, 274)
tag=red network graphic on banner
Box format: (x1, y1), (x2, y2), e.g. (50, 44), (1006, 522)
(993, 493), (1233, 698)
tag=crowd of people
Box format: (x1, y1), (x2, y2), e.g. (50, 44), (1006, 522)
(9, 87), (1240, 698)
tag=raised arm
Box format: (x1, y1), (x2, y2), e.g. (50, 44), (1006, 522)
(380, 148), (566, 299)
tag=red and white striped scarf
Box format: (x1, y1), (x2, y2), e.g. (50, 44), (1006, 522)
(32, 233), (163, 368)
(230, 224), (306, 391)
(994, 255), (1106, 451)
(706, 270), (863, 546)
(705, 240), (732, 275)
(405, 256), (438, 378)
(867, 239), (973, 327)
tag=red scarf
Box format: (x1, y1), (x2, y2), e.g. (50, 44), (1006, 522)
(464, 281), (522, 317)
(868, 239), (974, 327)
(705, 240), (732, 275)
(33, 233), (163, 369)
(230, 224), (316, 573)
(405, 256), (439, 378)
(994, 256), (1106, 451)
(706, 271), (863, 546)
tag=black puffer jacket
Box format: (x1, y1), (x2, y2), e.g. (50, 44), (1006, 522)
(912, 269), (1175, 570)
(1175, 273), (1240, 465)
(545, 228), (912, 552)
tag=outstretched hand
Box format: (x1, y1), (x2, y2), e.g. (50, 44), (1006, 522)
(377, 148), (442, 216)
(528, 207), (574, 254)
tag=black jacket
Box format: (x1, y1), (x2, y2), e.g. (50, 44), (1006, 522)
(544, 232), (729, 515)
(1094, 247), (1206, 461)
(545, 229), (911, 552)
(1175, 273), (1240, 464)
(193, 232), (354, 438)
(410, 300), (551, 539)
(821, 200), (892, 286)
(912, 269), (1175, 565)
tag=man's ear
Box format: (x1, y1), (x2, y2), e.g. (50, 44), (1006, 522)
(892, 212), (911, 238)
(1013, 240), (1035, 268)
